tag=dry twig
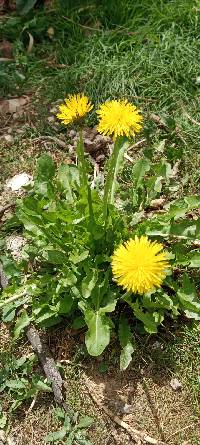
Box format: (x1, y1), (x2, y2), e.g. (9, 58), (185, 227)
(127, 138), (146, 152)
(27, 394), (37, 412)
(124, 153), (134, 163)
(32, 136), (66, 149)
(166, 422), (199, 440)
(183, 112), (200, 127)
(63, 16), (102, 33)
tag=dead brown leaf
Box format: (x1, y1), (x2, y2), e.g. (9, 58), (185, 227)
(27, 32), (34, 54)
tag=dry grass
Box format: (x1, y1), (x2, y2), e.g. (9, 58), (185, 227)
(64, 328), (200, 444)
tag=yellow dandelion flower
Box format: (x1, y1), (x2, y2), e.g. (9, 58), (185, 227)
(112, 236), (169, 294)
(96, 99), (143, 139)
(56, 93), (93, 125)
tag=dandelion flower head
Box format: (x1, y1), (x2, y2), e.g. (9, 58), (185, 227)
(57, 93), (93, 125)
(112, 236), (169, 294)
(96, 99), (143, 139)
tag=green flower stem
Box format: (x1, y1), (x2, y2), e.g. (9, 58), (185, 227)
(103, 136), (128, 223)
(77, 129), (88, 189)
(77, 129), (94, 225)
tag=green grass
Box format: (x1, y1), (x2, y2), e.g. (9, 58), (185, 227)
(1, 0), (199, 155)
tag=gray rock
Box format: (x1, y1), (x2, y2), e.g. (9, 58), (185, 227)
(170, 378), (182, 391)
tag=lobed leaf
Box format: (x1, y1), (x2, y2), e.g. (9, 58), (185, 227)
(44, 427), (67, 443)
(76, 416), (93, 429)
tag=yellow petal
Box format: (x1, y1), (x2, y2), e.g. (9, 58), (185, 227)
(112, 236), (169, 294)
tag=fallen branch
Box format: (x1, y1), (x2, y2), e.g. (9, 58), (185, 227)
(83, 376), (167, 445)
(26, 324), (69, 411)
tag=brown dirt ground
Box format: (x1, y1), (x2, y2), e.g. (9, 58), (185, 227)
(49, 328), (200, 445)
(1, 322), (200, 445)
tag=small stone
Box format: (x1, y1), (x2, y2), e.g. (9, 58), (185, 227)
(47, 116), (55, 123)
(6, 173), (32, 192)
(0, 96), (29, 115)
(50, 123), (59, 130)
(87, 128), (98, 141)
(69, 129), (76, 138)
(0, 263), (9, 288)
(6, 436), (16, 445)
(171, 161), (180, 177)
(110, 400), (133, 415)
(121, 403), (133, 414)
(50, 106), (58, 113)
(151, 341), (163, 350)
(13, 112), (19, 120)
(149, 198), (166, 209)
(94, 134), (104, 143)
(170, 378), (182, 391)
(15, 129), (23, 134)
(3, 134), (14, 144)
